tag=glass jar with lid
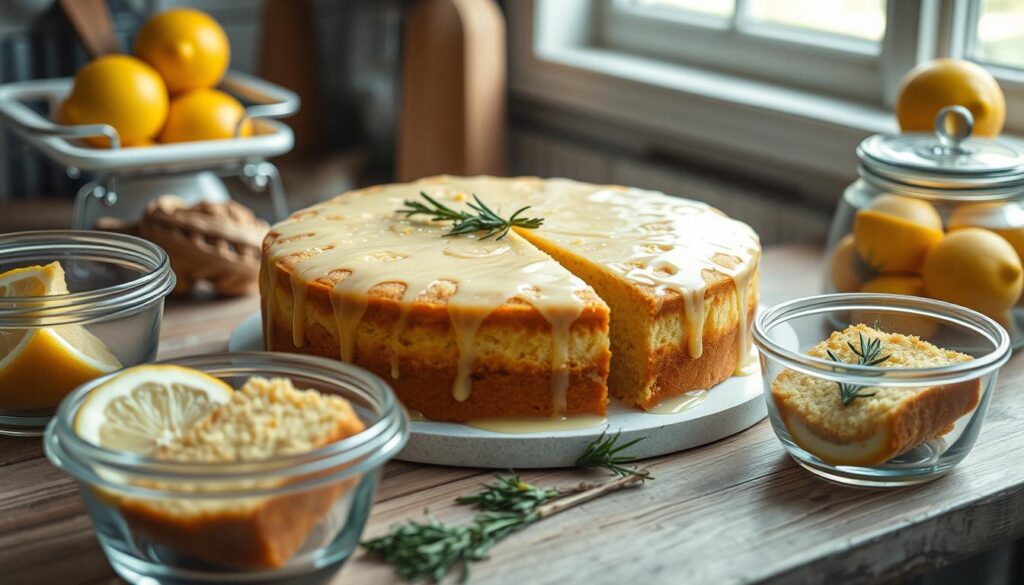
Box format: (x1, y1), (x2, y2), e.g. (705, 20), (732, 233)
(824, 106), (1024, 346)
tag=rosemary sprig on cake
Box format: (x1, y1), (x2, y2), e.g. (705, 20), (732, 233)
(362, 431), (650, 582)
(826, 332), (890, 406)
(398, 192), (544, 240)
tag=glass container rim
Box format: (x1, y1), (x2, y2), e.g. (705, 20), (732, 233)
(858, 165), (1024, 201)
(44, 352), (410, 498)
(0, 230), (176, 326)
(753, 293), (1011, 387)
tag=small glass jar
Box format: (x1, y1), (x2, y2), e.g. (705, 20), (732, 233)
(753, 293), (1010, 487)
(0, 230), (175, 435)
(44, 352), (409, 585)
(824, 106), (1024, 347)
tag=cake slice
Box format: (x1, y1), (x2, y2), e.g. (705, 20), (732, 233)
(771, 324), (979, 466)
(119, 377), (365, 568)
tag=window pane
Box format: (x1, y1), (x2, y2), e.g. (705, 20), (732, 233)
(633, 0), (735, 18)
(975, 0), (1024, 69)
(747, 0), (886, 41)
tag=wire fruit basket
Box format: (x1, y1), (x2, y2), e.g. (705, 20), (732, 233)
(0, 71), (298, 228)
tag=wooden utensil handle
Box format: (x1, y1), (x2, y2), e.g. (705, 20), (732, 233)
(59, 0), (122, 58)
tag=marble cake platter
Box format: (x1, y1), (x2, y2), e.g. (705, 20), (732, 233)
(229, 312), (768, 468)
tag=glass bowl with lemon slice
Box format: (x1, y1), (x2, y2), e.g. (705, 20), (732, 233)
(0, 230), (175, 435)
(825, 106), (1024, 347)
(44, 353), (409, 585)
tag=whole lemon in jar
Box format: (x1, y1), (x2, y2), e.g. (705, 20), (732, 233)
(65, 55), (168, 147)
(134, 8), (230, 94)
(896, 58), (1006, 137)
(853, 194), (943, 274)
(159, 89), (252, 143)
(922, 228), (1023, 320)
(854, 274), (937, 338)
(828, 234), (866, 292)
(947, 202), (1024, 267)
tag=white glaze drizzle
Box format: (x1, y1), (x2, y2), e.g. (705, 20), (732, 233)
(263, 176), (760, 410)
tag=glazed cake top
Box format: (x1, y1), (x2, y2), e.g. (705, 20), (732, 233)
(262, 175), (761, 410)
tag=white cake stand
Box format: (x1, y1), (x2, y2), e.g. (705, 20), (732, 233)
(230, 313), (768, 468)
(0, 71), (298, 227)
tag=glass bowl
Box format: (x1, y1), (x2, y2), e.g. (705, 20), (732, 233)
(44, 352), (409, 585)
(0, 230), (175, 435)
(753, 293), (1011, 487)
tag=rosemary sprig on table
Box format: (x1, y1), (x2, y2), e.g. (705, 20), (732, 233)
(398, 192), (544, 240)
(575, 429), (651, 478)
(826, 332), (890, 406)
(362, 431), (650, 582)
(455, 473), (559, 512)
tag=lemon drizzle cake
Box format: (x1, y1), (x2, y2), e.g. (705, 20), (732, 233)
(260, 176), (761, 420)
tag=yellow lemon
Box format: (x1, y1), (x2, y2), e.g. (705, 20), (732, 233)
(0, 262), (121, 410)
(158, 88), (252, 143)
(896, 58), (1006, 137)
(922, 228), (1024, 320)
(134, 8), (230, 94)
(828, 234), (866, 292)
(861, 274), (926, 296)
(74, 364), (233, 454)
(68, 55), (168, 148)
(947, 202), (1024, 267)
(853, 276), (938, 339)
(853, 195), (943, 274)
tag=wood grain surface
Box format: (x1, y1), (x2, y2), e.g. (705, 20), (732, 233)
(2, 243), (1022, 585)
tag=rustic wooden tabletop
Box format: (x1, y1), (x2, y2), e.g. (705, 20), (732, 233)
(2, 241), (1022, 585)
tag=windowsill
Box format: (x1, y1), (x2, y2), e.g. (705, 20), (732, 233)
(536, 45), (895, 136)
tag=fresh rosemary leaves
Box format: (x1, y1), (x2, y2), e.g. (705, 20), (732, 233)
(455, 473), (559, 513)
(575, 429), (651, 478)
(826, 332), (890, 406)
(362, 432), (650, 582)
(398, 192), (544, 240)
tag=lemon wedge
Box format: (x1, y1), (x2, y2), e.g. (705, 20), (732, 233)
(74, 365), (233, 454)
(0, 262), (123, 410)
(0, 261), (69, 296)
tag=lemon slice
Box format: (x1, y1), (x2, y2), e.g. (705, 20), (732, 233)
(0, 261), (69, 297)
(74, 365), (234, 454)
(0, 261), (124, 410)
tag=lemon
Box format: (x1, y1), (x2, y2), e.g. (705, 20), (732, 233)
(828, 234), (866, 292)
(861, 274), (926, 296)
(922, 228), (1024, 320)
(67, 54), (168, 148)
(853, 195), (943, 274)
(947, 202), (1024, 268)
(853, 275), (938, 338)
(158, 88), (252, 144)
(74, 365), (233, 454)
(0, 262), (121, 410)
(896, 58), (1006, 137)
(134, 8), (230, 94)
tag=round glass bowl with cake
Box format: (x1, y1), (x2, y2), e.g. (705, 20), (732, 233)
(753, 293), (1010, 487)
(44, 352), (409, 585)
(252, 175), (764, 464)
(824, 107), (1024, 347)
(0, 230), (175, 435)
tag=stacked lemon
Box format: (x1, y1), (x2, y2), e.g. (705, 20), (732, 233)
(830, 196), (1024, 324)
(57, 8), (251, 148)
(0, 262), (122, 410)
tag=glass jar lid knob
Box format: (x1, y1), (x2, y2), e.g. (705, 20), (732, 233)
(934, 105), (973, 155)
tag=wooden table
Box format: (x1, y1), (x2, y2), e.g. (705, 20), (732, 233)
(3, 244), (1023, 585)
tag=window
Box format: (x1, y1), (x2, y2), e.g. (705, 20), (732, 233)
(968, 0), (1024, 71)
(507, 0), (1024, 192)
(596, 0), (916, 104)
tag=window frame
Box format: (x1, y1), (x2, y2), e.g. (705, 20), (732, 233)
(597, 0), (904, 104)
